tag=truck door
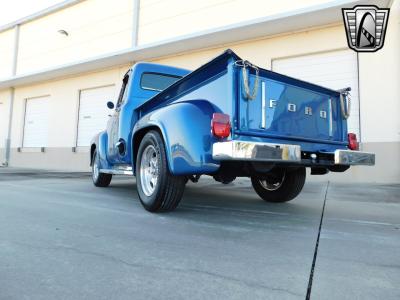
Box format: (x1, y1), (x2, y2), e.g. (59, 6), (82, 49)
(107, 72), (130, 163)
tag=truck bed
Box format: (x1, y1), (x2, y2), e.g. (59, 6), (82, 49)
(136, 49), (348, 153)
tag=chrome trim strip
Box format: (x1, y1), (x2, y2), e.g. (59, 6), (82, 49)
(334, 150), (375, 166)
(100, 165), (133, 175)
(328, 98), (333, 137)
(261, 81), (266, 129)
(100, 169), (133, 175)
(213, 141), (301, 162)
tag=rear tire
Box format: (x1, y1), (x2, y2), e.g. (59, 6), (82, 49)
(136, 130), (186, 212)
(251, 167), (306, 203)
(92, 151), (112, 187)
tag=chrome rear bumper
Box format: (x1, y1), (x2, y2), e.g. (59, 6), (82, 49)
(212, 141), (375, 166)
(334, 149), (375, 166)
(212, 141), (301, 162)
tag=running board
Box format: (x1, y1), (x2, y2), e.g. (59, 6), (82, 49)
(100, 165), (133, 176)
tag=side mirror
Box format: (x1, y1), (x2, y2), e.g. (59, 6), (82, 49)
(107, 101), (114, 109)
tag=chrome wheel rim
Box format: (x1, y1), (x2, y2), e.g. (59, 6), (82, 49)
(93, 154), (99, 181)
(140, 145), (159, 197)
(259, 173), (286, 191)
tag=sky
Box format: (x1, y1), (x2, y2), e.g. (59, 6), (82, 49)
(0, 0), (64, 27)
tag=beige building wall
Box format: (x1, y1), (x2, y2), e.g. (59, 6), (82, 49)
(0, 29), (15, 79)
(17, 0), (134, 75)
(352, 0), (400, 183)
(150, 25), (347, 69)
(359, 0), (400, 144)
(138, 0), (332, 45)
(0, 0), (398, 182)
(8, 64), (130, 170)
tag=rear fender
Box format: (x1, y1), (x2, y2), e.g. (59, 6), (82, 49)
(133, 100), (221, 175)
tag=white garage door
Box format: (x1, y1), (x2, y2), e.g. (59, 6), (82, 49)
(23, 96), (49, 147)
(77, 85), (115, 147)
(272, 50), (360, 138)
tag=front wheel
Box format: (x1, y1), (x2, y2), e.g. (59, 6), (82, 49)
(136, 130), (186, 212)
(92, 151), (112, 187)
(251, 167), (306, 203)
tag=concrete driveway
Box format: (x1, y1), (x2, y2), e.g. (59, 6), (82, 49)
(0, 169), (399, 299)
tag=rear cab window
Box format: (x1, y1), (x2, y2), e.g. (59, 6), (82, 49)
(140, 72), (182, 92)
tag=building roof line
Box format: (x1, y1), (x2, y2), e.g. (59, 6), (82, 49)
(0, 0), (85, 33)
(0, 0), (391, 89)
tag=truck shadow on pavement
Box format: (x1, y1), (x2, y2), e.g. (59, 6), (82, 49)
(107, 176), (327, 225)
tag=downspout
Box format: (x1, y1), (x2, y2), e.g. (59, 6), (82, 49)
(132, 0), (140, 48)
(4, 24), (19, 166)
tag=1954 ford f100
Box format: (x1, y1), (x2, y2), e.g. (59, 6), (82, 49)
(90, 49), (375, 212)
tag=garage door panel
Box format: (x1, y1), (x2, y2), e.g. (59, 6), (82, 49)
(275, 52), (355, 65)
(276, 63), (356, 72)
(23, 96), (49, 148)
(273, 50), (360, 138)
(77, 85), (115, 147)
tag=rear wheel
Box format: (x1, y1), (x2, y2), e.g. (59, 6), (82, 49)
(136, 130), (186, 212)
(251, 167), (306, 203)
(92, 151), (112, 187)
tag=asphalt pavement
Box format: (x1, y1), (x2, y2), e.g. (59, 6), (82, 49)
(0, 169), (399, 299)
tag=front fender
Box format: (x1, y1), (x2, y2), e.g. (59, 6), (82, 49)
(90, 131), (111, 170)
(133, 100), (221, 175)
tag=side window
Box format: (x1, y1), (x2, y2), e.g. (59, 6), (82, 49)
(117, 73), (129, 108)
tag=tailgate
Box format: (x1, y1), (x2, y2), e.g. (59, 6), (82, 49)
(235, 66), (346, 145)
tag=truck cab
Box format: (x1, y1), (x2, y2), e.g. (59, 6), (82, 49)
(90, 63), (189, 173)
(90, 49), (375, 213)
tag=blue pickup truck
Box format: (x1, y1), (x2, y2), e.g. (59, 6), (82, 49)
(90, 49), (374, 212)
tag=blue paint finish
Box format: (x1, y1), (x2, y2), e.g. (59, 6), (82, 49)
(136, 52), (238, 115)
(92, 63), (190, 167)
(91, 131), (112, 170)
(108, 64), (190, 166)
(91, 49), (350, 176)
(237, 73), (347, 152)
(129, 63), (190, 106)
(134, 100), (221, 175)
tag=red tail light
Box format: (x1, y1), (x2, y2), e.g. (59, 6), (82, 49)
(211, 113), (231, 138)
(348, 133), (359, 150)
